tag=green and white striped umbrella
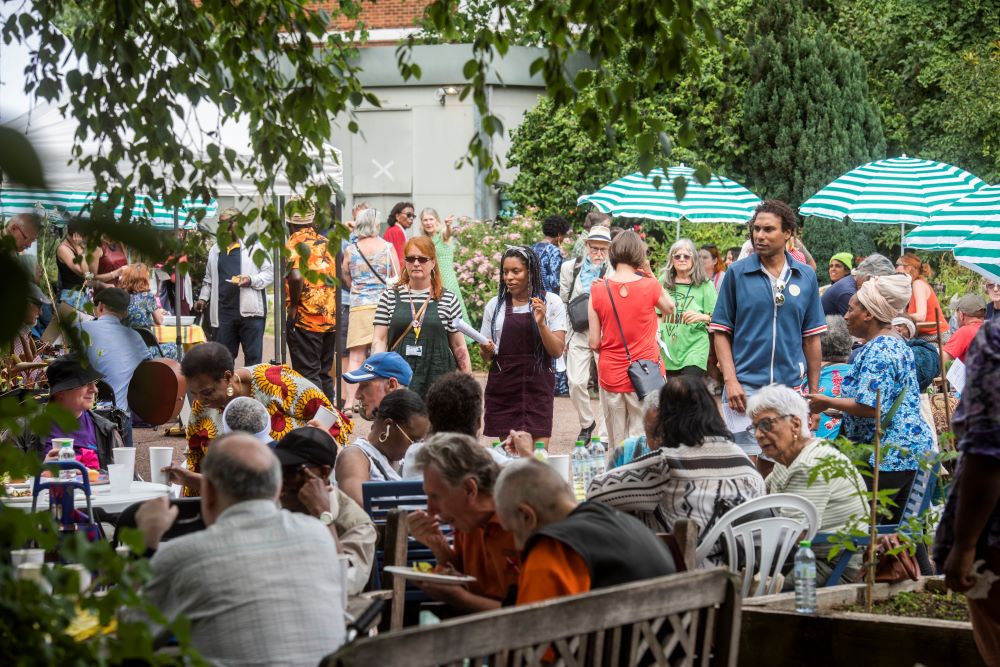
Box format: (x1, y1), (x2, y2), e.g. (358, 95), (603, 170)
(954, 226), (1000, 283)
(799, 156), (985, 225)
(0, 188), (216, 229)
(577, 166), (761, 224)
(902, 184), (1000, 250)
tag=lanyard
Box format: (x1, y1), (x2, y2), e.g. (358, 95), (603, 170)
(407, 290), (431, 341)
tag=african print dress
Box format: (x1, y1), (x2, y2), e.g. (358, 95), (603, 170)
(184, 364), (352, 491)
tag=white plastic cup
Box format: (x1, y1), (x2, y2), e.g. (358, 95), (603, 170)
(11, 548), (45, 566)
(547, 455), (571, 485)
(107, 463), (131, 494)
(113, 447), (136, 481)
(149, 447), (174, 485)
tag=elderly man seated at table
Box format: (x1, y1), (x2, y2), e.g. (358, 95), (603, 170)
(133, 433), (345, 664)
(496, 459), (676, 605)
(747, 384), (868, 586)
(407, 432), (520, 613)
(15, 354), (123, 469)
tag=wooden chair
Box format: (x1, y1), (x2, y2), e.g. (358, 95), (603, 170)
(658, 518), (700, 571)
(322, 569), (742, 667)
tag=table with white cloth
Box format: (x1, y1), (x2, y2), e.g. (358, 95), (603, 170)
(2, 482), (171, 514)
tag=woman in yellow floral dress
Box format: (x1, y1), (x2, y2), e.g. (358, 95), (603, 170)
(179, 342), (352, 488)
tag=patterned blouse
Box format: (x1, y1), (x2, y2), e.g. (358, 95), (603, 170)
(125, 292), (160, 327)
(345, 239), (393, 308)
(286, 227), (338, 332)
(841, 335), (934, 471)
(185, 364), (353, 485)
(531, 242), (564, 294)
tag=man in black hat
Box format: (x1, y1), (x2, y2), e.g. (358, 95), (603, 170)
(79, 287), (151, 447)
(274, 427), (376, 595)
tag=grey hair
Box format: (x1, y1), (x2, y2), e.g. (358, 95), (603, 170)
(414, 432), (499, 495)
(494, 458), (574, 524)
(820, 315), (853, 361)
(11, 212), (42, 230)
(201, 434), (282, 502)
(661, 238), (708, 288)
(419, 207), (441, 237)
(354, 208), (381, 239)
(854, 253), (895, 280)
(223, 396), (270, 435)
(746, 384), (812, 438)
(642, 389), (660, 417)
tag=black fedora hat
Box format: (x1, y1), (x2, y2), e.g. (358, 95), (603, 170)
(46, 354), (103, 395)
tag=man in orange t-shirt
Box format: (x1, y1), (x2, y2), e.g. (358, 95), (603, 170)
(495, 459), (676, 606)
(408, 434), (520, 613)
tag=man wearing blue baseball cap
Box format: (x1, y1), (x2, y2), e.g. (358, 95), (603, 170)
(342, 351), (412, 421)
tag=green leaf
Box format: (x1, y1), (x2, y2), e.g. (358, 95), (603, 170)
(0, 127), (46, 188)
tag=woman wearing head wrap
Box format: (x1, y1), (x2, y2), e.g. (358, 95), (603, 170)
(896, 254), (949, 338)
(808, 274), (935, 522)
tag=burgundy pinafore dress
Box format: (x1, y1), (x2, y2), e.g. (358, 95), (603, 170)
(483, 298), (555, 437)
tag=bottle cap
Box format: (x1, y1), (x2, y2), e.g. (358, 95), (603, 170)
(574, 440), (584, 447)
(534, 442), (544, 449)
(799, 540), (812, 548)
(491, 441), (501, 448)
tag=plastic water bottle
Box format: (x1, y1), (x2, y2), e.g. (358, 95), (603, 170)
(588, 436), (607, 478)
(571, 440), (590, 500)
(57, 440), (76, 480)
(533, 442), (548, 462)
(794, 540), (817, 613)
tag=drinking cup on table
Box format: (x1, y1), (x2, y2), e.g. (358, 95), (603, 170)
(149, 447), (174, 485)
(547, 455), (571, 485)
(113, 447), (136, 481)
(107, 464), (131, 494)
(11, 548), (45, 566)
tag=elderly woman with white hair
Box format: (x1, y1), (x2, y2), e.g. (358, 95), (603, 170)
(341, 208), (400, 411)
(808, 273), (935, 521)
(748, 384), (868, 585)
(659, 238), (717, 377)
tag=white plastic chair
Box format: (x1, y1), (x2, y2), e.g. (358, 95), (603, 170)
(695, 493), (818, 598)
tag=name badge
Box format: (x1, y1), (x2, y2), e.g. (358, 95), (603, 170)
(405, 345), (423, 357)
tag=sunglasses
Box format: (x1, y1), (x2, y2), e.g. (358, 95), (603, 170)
(673, 253), (693, 260)
(403, 212), (415, 219)
(746, 415), (789, 437)
(405, 255), (432, 265)
(986, 282), (1000, 292)
(773, 279), (786, 307)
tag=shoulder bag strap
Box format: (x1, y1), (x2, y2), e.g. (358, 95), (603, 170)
(880, 385), (908, 432)
(388, 291), (414, 351)
(354, 242), (388, 286)
(569, 257), (583, 299)
(604, 279), (633, 363)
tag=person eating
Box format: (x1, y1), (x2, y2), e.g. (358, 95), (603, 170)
(340, 351), (413, 421)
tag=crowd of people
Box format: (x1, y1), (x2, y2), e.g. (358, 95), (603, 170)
(3, 194), (1000, 665)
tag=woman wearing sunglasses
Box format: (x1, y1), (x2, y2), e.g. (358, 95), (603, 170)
(371, 236), (472, 396)
(660, 238), (717, 378)
(335, 388), (430, 507)
(383, 201), (415, 266)
(985, 278), (1000, 322)
(747, 384), (868, 586)
(479, 245), (568, 447)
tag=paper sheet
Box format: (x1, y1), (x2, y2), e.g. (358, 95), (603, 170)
(946, 358), (966, 396)
(452, 318), (489, 345)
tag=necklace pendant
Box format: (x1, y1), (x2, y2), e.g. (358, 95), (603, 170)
(619, 284), (629, 298)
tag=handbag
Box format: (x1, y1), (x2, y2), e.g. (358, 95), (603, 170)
(567, 259), (606, 333)
(853, 534), (920, 583)
(603, 279), (665, 400)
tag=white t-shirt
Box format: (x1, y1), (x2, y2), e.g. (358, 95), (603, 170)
(479, 293), (568, 353)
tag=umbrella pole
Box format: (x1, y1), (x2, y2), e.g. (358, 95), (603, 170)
(935, 309), (952, 436)
(174, 208), (183, 361)
(675, 219), (680, 242)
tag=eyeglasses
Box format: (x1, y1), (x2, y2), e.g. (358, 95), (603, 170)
(405, 255), (432, 265)
(393, 423), (414, 444)
(672, 254), (693, 260)
(986, 282), (1000, 292)
(746, 415), (789, 437)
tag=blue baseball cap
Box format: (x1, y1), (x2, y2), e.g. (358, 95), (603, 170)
(342, 352), (413, 385)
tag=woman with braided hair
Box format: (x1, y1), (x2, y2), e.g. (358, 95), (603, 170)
(480, 245), (568, 446)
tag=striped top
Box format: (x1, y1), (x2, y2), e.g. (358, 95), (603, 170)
(765, 439), (868, 535)
(373, 286), (462, 333)
(587, 437), (767, 539)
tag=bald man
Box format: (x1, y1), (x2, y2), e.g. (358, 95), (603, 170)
(134, 434), (346, 664)
(495, 459), (677, 605)
(2, 213), (41, 252)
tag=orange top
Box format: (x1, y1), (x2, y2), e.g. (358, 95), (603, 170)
(516, 536), (591, 605)
(286, 227), (337, 333)
(453, 512), (521, 602)
(907, 279), (948, 336)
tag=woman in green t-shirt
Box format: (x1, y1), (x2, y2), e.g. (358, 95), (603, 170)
(659, 238), (717, 377)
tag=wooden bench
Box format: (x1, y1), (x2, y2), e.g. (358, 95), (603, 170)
(323, 569), (741, 666)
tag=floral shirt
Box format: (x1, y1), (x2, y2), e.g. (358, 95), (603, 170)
(125, 292), (160, 328)
(185, 365), (352, 491)
(815, 363), (850, 440)
(345, 239), (393, 308)
(531, 241), (563, 294)
(841, 335), (934, 471)
(286, 227), (337, 332)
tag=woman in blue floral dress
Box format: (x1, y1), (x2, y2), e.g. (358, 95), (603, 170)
(120, 263), (178, 359)
(808, 274), (934, 523)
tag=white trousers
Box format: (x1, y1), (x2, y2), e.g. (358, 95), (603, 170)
(565, 331), (606, 436)
(599, 387), (644, 449)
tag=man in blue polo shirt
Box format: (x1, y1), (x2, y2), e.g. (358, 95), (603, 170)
(710, 200), (826, 457)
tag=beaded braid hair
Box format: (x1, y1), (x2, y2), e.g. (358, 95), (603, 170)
(491, 245), (547, 368)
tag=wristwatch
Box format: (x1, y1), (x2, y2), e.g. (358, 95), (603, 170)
(318, 511), (334, 526)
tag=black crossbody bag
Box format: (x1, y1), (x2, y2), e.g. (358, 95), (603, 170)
(604, 279), (665, 400)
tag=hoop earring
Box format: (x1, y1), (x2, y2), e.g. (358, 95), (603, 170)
(226, 385), (234, 397)
(378, 424), (391, 443)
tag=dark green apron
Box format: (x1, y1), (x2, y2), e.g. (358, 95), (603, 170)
(387, 290), (456, 397)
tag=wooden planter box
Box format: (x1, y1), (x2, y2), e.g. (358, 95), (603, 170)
(738, 577), (983, 667)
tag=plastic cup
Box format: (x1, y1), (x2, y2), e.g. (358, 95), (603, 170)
(547, 455), (571, 484)
(11, 548), (45, 566)
(113, 447), (136, 481)
(108, 464), (131, 494)
(149, 447), (174, 485)
(51, 438), (74, 449)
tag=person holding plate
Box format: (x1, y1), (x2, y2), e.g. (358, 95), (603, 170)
(479, 246), (567, 447)
(659, 238), (717, 378)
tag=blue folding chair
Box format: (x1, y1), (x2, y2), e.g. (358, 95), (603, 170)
(32, 460), (103, 541)
(362, 480), (435, 592)
(816, 456), (940, 586)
